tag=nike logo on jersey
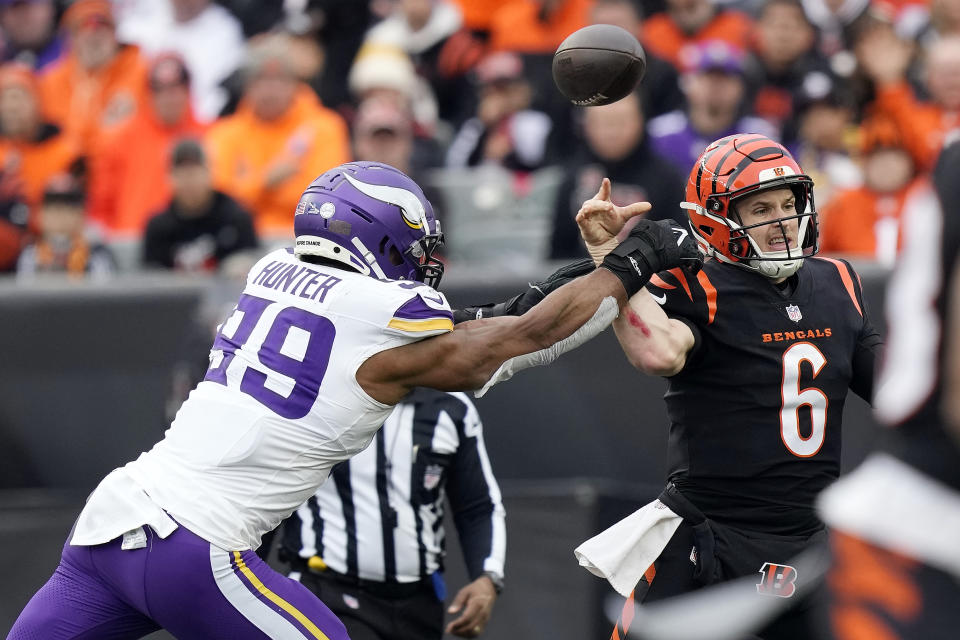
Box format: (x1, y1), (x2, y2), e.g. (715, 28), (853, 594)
(650, 292), (667, 305)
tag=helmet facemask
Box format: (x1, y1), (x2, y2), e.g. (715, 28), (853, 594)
(726, 182), (818, 279)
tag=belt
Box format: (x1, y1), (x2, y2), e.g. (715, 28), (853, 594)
(292, 557), (430, 599)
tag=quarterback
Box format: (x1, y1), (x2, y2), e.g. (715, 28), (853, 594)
(574, 135), (882, 640)
(8, 162), (699, 639)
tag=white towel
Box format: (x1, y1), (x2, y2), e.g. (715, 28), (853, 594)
(575, 498), (683, 597)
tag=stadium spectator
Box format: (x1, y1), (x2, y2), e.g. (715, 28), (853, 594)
(363, 0), (484, 126)
(550, 90), (685, 259)
(349, 43), (440, 140)
(37, 0), (149, 154)
(0, 0), (63, 70)
(0, 63), (79, 214)
(647, 40), (778, 176)
(88, 53), (206, 238)
(744, 0), (829, 139)
(445, 51), (551, 171)
(641, 0), (753, 69)
(818, 115), (927, 266)
(801, 0), (873, 59)
(206, 35), (350, 238)
(857, 26), (960, 172)
(449, 0), (511, 34)
(16, 172), (114, 278)
(142, 139), (257, 272)
(120, 0), (246, 123)
(788, 72), (862, 208)
(589, 0), (684, 119)
(488, 0), (594, 54)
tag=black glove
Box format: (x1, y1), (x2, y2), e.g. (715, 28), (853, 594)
(600, 220), (703, 297)
(452, 258), (595, 323)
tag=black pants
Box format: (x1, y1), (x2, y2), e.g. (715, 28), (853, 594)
(295, 569), (443, 640)
(613, 484), (825, 640)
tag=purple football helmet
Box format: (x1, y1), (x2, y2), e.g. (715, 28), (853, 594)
(293, 162), (444, 287)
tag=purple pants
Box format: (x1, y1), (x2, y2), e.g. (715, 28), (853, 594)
(8, 524), (349, 640)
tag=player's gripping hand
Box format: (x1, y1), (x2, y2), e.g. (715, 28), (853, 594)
(452, 258), (595, 323)
(576, 178), (651, 266)
(601, 219), (703, 297)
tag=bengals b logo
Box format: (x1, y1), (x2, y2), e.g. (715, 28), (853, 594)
(756, 562), (798, 598)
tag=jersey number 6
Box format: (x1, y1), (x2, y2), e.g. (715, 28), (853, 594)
(780, 342), (828, 457)
(204, 293), (336, 419)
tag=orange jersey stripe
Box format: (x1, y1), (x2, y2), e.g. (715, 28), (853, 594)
(644, 563), (656, 584)
(650, 273), (676, 290)
(667, 268), (693, 300)
(819, 258), (862, 316)
(696, 270), (718, 324)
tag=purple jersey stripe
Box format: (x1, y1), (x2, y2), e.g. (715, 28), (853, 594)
(392, 295), (453, 322)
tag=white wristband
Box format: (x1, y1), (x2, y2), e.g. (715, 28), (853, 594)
(474, 296), (619, 398)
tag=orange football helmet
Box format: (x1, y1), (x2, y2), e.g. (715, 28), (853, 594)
(681, 134), (818, 279)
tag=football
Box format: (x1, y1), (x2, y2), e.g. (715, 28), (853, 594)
(552, 24), (647, 107)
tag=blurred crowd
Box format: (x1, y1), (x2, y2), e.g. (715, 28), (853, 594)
(0, 0), (955, 279)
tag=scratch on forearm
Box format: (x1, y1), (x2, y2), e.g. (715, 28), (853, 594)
(626, 309), (651, 337)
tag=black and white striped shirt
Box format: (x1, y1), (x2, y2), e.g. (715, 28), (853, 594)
(282, 389), (506, 584)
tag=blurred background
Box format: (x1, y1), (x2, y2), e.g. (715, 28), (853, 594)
(0, 0), (950, 636)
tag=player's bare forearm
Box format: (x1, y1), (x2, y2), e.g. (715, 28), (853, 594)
(613, 289), (695, 376)
(358, 269), (627, 403)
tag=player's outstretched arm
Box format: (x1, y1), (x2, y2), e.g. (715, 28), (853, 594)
(577, 178), (699, 376)
(357, 268), (628, 405)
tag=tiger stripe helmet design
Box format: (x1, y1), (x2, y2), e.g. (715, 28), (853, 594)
(681, 134), (819, 279)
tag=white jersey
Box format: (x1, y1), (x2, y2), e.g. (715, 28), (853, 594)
(72, 248), (453, 551)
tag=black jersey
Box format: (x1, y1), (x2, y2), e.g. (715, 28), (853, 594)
(875, 141), (960, 491)
(647, 257), (881, 535)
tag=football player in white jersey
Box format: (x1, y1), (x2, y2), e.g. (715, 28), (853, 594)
(9, 161), (700, 640)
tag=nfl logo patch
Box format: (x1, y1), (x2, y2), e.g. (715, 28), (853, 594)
(786, 305), (802, 322)
(423, 464), (443, 491)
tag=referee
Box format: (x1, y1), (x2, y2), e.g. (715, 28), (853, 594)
(280, 388), (506, 639)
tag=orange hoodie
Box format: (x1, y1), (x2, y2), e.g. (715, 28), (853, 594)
(642, 10), (754, 69)
(0, 64), (80, 225)
(873, 81), (960, 172)
(489, 0), (594, 53)
(205, 85), (350, 236)
(38, 44), (149, 156)
(818, 175), (931, 266)
(88, 100), (207, 237)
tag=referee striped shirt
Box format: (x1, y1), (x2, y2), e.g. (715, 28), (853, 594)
(282, 389), (506, 585)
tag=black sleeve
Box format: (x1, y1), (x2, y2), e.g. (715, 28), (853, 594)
(232, 204), (260, 251)
(142, 216), (172, 268)
(844, 260), (883, 403)
(446, 403), (505, 581)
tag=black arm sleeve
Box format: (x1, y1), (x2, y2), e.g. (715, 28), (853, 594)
(447, 413), (504, 581)
(850, 319), (882, 403)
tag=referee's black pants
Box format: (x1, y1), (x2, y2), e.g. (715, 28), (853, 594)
(294, 569), (444, 640)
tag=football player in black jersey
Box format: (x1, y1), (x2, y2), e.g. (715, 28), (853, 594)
(813, 140), (960, 640)
(576, 134), (882, 640)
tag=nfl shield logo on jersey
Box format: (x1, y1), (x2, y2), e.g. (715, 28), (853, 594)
(423, 464), (443, 490)
(786, 305), (802, 322)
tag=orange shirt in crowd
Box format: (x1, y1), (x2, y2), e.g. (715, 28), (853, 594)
(642, 9), (753, 68)
(451, 0), (512, 32)
(0, 125), (78, 210)
(38, 44), (149, 155)
(818, 176), (931, 266)
(488, 0), (594, 53)
(88, 103), (207, 237)
(205, 85), (350, 236)
(873, 81), (960, 172)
